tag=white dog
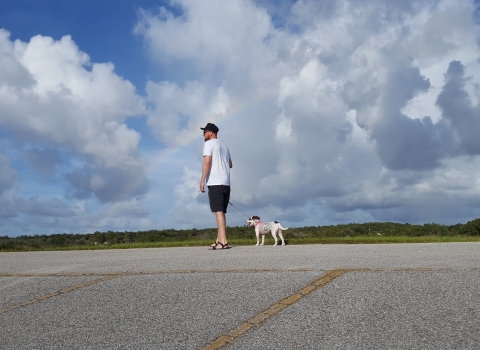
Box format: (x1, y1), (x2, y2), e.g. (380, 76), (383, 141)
(246, 216), (288, 246)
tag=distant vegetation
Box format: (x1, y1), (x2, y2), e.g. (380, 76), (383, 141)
(2, 218), (480, 252)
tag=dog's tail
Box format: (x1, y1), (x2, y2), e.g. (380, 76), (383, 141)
(273, 221), (288, 230)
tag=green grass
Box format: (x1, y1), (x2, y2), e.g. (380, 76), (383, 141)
(285, 235), (480, 244)
(4, 219), (480, 252)
(2, 235), (480, 252)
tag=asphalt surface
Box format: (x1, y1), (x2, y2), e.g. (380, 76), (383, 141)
(1, 242), (479, 349)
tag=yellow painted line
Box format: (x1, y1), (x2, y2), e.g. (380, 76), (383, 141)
(248, 312), (270, 325)
(0, 275), (119, 315)
(200, 269), (349, 350)
(279, 293), (302, 305)
(299, 285), (316, 295)
(227, 323), (254, 338)
(207, 336), (232, 349)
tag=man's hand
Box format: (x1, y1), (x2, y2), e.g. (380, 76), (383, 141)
(200, 155), (212, 193)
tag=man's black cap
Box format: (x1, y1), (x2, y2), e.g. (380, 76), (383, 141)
(200, 123), (219, 133)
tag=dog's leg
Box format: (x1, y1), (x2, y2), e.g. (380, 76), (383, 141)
(278, 229), (285, 246)
(271, 227), (278, 246)
(255, 229), (260, 246)
(261, 234), (265, 246)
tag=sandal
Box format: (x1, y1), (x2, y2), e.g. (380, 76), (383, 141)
(208, 242), (229, 250)
(209, 241), (219, 249)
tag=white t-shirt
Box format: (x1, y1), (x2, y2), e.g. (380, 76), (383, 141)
(203, 139), (231, 186)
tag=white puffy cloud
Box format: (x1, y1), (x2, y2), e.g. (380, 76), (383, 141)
(135, 0), (273, 71)
(170, 167), (213, 228)
(0, 30), (148, 203)
(145, 80), (229, 147)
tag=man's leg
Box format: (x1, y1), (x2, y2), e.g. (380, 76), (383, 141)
(215, 211), (227, 245)
(208, 185), (229, 249)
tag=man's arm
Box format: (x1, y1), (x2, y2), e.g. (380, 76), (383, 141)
(200, 155), (212, 192)
(229, 159), (233, 168)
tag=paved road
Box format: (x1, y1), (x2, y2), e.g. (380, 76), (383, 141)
(1, 243), (479, 349)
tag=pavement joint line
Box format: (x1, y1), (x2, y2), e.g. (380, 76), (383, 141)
(0, 268), (315, 277)
(0, 274), (121, 315)
(199, 269), (350, 350)
(1, 266), (471, 278)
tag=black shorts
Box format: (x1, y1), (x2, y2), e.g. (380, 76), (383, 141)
(208, 185), (230, 213)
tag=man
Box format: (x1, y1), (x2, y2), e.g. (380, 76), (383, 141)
(200, 123), (232, 250)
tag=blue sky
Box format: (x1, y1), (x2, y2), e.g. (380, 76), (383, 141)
(1, 1), (165, 89)
(1, 0), (480, 237)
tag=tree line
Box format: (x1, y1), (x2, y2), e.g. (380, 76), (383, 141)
(1, 218), (480, 251)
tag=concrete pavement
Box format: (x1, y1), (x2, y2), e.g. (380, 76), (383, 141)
(1, 243), (479, 349)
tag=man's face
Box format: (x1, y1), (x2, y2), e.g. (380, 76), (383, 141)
(203, 130), (213, 141)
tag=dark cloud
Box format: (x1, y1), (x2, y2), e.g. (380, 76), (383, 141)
(254, 0), (296, 28)
(24, 147), (62, 177)
(0, 153), (17, 193)
(0, 197), (16, 218)
(335, 121), (353, 143)
(368, 61), (450, 170)
(369, 193), (480, 225)
(18, 195), (75, 217)
(0, 195), (75, 223)
(382, 62), (431, 110)
(372, 114), (448, 170)
(436, 60), (480, 155)
(289, 0), (339, 28)
(364, 59), (480, 172)
(66, 165), (149, 203)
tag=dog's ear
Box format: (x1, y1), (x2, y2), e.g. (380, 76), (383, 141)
(252, 215), (260, 220)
